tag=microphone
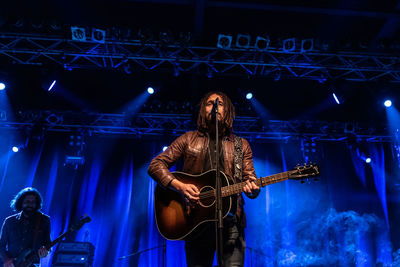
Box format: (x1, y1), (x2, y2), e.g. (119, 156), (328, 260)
(211, 98), (219, 121)
(213, 98), (219, 112)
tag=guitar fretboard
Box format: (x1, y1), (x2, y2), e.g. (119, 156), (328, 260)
(220, 170), (292, 197)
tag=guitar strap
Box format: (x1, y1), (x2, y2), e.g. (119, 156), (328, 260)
(233, 135), (243, 182)
(233, 135), (245, 226)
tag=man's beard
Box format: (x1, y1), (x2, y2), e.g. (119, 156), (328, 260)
(22, 207), (35, 216)
(206, 116), (226, 136)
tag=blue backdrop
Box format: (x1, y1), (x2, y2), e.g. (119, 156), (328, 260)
(0, 133), (398, 266)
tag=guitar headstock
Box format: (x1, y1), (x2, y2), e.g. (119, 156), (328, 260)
(69, 215), (92, 232)
(289, 163), (320, 181)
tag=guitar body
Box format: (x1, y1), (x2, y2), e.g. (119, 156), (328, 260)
(155, 169), (232, 240)
(14, 248), (38, 267)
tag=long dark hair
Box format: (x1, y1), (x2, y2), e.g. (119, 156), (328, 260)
(197, 91), (235, 135)
(10, 187), (43, 212)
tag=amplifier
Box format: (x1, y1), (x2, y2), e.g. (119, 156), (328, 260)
(51, 242), (95, 267)
(54, 253), (91, 264)
(56, 242), (95, 254)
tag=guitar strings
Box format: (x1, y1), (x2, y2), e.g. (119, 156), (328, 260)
(198, 181), (248, 199)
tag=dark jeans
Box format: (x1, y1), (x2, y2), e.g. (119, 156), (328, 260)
(185, 216), (245, 267)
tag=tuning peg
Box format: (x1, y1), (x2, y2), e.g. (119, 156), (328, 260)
(301, 180), (305, 184)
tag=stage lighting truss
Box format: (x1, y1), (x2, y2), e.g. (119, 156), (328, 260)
(1, 32), (400, 82)
(0, 110), (393, 143)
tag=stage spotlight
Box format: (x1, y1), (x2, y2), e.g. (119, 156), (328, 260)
(162, 146), (168, 152)
(49, 20), (62, 31)
(31, 19), (43, 29)
(48, 80), (56, 91)
(13, 18), (24, 28)
(246, 93), (253, 100)
(236, 34), (250, 49)
(365, 157), (371, 164)
(283, 38), (296, 52)
(147, 87), (154, 94)
(65, 155), (85, 166)
(12, 146), (19, 153)
(255, 36), (270, 51)
(384, 100), (392, 107)
(301, 39), (314, 53)
(332, 93), (341, 104)
(45, 113), (62, 124)
(0, 82), (5, 90)
(217, 34), (232, 49)
(71, 26), (86, 42)
(92, 28), (106, 43)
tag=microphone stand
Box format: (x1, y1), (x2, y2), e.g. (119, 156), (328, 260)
(213, 98), (224, 267)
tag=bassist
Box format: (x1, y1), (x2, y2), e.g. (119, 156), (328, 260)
(0, 188), (51, 267)
(148, 91), (260, 267)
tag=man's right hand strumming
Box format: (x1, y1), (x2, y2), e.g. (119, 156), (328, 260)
(170, 179), (200, 205)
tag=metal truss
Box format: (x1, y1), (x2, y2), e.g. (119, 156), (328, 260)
(2, 32), (400, 82)
(0, 110), (393, 142)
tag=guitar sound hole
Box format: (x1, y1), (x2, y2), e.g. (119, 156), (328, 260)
(199, 186), (215, 207)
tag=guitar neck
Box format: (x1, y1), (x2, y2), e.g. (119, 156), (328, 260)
(221, 170), (292, 197)
(45, 231), (70, 250)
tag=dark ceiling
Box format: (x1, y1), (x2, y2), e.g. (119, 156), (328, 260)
(3, 0), (400, 45)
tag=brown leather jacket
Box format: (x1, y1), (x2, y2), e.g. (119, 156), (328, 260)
(148, 130), (258, 189)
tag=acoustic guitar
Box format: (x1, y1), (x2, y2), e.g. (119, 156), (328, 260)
(154, 164), (320, 240)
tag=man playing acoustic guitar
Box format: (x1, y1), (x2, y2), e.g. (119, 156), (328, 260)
(148, 91), (260, 267)
(0, 188), (51, 267)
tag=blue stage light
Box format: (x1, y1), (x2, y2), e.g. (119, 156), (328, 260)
(0, 82), (5, 90)
(246, 93), (253, 100)
(147, 87), (154, 94)
(332, 93), (340, 104)
(12, 146), (19, 153)
(162, 146), (168, 152)
(48, 80), (56, 91)
(365, 157), (371, 164)
(384, 100), (392, 107)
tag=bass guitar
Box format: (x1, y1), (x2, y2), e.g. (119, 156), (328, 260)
(13, 215), (91, 267)
(154, 164), (319, 240)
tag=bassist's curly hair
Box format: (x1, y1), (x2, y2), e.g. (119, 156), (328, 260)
(10, 187), (43, 212)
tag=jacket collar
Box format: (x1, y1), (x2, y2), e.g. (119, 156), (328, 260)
(196, 130), (234, 141)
